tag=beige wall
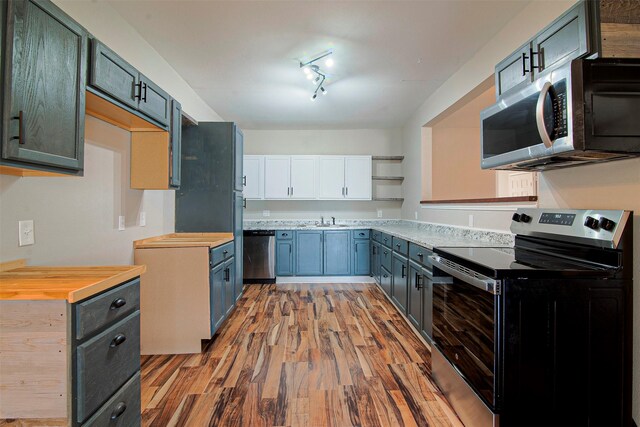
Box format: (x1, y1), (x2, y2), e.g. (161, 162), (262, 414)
(244, 129), (403, 220)
(0, 117), (174, 265)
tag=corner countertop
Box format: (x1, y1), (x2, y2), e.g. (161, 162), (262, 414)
(244, 220), (514, 249)
(133, 233), (234, 249)
(0, 260), (146, 303)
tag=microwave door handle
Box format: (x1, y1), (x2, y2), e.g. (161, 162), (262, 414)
(536, 81), (554, 149)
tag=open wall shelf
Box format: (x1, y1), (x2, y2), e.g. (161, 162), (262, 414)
(372, 156), (404, 203)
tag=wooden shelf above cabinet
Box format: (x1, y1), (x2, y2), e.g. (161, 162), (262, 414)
(372, 197), (404, 202)
(372, 176), (404, 181)
(372, 156), (404, 161)
(85, 91), (164, 132)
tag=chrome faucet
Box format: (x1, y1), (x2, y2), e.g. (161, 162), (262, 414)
(331, 216), (336, 225)
(320, 216), (325, 225)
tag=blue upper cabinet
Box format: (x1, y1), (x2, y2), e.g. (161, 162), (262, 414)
(276, 238), (294, 276)
(324, 231), (351, 276)
(353, 239), (370, 276)
(295, 231), (323, 275)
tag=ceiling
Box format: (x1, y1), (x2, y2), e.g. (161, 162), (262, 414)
(108, 0), (530, 129)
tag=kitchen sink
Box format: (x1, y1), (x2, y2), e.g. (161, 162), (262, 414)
(314, 224), (349, 228)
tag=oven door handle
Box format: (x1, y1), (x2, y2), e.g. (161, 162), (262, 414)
(429, 255), (502, 295)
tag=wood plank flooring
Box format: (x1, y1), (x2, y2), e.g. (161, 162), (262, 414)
(141, 283), (463, 427)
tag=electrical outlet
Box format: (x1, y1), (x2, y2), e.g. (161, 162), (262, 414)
(377, 209), (383, 218)
(140, 212), (146, 227)
(263, 210), (270, 217)
(118, 216), (125, 231)
(414, 211), (418, 220)
(468, 214), (474, 227)
(18, 220), (34, 246)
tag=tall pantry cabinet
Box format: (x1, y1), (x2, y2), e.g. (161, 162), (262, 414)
(175, 122), (244, 299)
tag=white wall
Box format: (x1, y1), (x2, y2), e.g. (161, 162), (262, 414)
(1, 1), (225, 266)
(244, 129), (403, 220)
(400, 0), (640, 420)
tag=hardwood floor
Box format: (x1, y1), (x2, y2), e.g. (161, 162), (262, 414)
(141, 283), (463, 427)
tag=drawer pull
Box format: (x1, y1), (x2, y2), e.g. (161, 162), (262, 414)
(110, 402), (127, 420)
(110, 334), (127, 348)
(223, 250), (229, 255)
(110, 298), (127, 310)
(417, 253), (423, 257)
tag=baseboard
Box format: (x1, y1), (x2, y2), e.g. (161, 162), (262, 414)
(244, 278), (276, 284)
(276, 276), (375, 284)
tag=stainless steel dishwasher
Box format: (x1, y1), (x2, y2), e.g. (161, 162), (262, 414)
(243, 230), (276, 284)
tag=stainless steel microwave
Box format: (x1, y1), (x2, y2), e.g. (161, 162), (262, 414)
(480, 59), (640, 171)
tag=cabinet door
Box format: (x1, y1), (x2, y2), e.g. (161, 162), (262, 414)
(169, 99), (182, 188)
(290, 155), (317, 199)
(90, 39), (139, 110)
(276, 240), (294, 276)
(243, 155), (264, 199)
(324, 231), (351, 275)
(380, 266), (392, 297)
(391, 253), (408, 313)
(137, 75), (171, 127)
(420, 269), (433, 341)
(371, 242), (381, 282)
(3, 0), (87, 171)
(354, 239), (371, 276)
(264, 155), (291, 199)
(533, 1), (589, 77)
(317, 156), (345, 199)
(210, 263), (225, 335)
(224, 258), (235, 316)
(495, 44), (532, 98)
(344, 156), (372, 200)
(234, 126), (244, 192)
(407, 261), (422, 330)
(295, 231), (323, 276)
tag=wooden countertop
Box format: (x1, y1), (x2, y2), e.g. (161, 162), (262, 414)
(0, 260), (146, 303)
(133, 233), (234, 249)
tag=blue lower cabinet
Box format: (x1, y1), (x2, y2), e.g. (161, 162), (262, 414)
(380, 266), (392, 296)
(210, 262), (225, 335)
(371, 242), (381, 282)
(353, 239), (370, 275)
(224, 257), (235, 316)
(407, 260), (422, 329)
(295, 231), (323, 275)
(391, 252), (409, 313)
(276, 240), (294, 276)
(324, 231), (351, 275)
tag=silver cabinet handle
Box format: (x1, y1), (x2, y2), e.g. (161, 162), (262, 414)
(291, 187), (294, 196)
(287, 187), (290, 196)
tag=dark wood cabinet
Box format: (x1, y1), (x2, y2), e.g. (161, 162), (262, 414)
(2, 0), (87, 174)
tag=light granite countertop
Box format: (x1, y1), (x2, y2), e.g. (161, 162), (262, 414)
(244, 219), (514, 249)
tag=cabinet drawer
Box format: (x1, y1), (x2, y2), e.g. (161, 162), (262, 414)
(380, 246), (392, 272)
(211, 242), (234, 266)
(76, 311), (140, 423)
(371, 230), (381, 242)
(75, 279), (140, 341)
(409, 243), (433, 269)
(380, 233), (393, 248)
(353, 229), (370, 240)
(276, 230), (293, 240)
(392, 237), (408, 256)
(81, 372), (141, 427)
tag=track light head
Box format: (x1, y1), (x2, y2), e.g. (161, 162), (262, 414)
(320, 87), (327, 95)
(311, 93), (317, 101)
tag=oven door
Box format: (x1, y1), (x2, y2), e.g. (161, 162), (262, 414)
(431, 255), (501, 410)
(480, 61), (573, 170)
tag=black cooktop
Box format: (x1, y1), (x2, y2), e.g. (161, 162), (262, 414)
(433, 246), (613, 279)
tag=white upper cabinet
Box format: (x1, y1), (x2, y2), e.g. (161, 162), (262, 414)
(345, 156), (372, 200)
(243, 155), (264, 199)
(290, 156), (317, 199)
(264, 156), (291, 199)
(318, 156), (346, 199)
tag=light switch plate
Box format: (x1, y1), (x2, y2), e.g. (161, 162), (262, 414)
(263, 210), (270, 217)
(18, 220), (34, 246)
(140, 212), (146, 227)
(468, 214), (474, 227)
(377, 209), (383, 218)
(118, 216), (125, 231)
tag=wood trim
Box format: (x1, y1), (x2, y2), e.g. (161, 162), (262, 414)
(420, 196), (538, 204)
(0, 300), (68, 418)
(85, 91), (164, 132)
(0, 259), (26, 272)
(133, 233), (234, 249)
(0, 165), (71, 177)
(601, 23), (640, 57)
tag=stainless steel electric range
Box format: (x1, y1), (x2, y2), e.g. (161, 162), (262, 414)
(430, 209), (633, 427)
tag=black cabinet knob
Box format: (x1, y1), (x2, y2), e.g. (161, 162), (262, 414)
(598, 217), (616, 231)
(110, 298), (126, 310)
(110, 402), (127, 420)
(110, 334), (127, 348)
(512, 213), (521, 222)
(584, 216), (599, 230)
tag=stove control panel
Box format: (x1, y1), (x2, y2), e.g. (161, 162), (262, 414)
(510, 209), (630, 249)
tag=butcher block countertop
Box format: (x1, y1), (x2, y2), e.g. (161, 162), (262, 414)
(0, 259), (146, 303)
(134, 232), (234, 249)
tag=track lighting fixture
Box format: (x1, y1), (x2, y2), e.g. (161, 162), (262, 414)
(299, 50), (333, 101)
